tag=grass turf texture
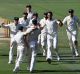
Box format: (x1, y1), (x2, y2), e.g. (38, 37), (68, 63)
(0, 40), (80, 74)
(0, 0), (80, 74)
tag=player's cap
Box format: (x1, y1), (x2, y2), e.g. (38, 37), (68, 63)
(18, 26), (24, 31)
(14, 17), (19, 21)
(26, 4), (32, 8)
(23, 12), (28, 15)
(33, 13), (38, 17)
(68, 9), (74, 13)
(32, 19), (37, 25)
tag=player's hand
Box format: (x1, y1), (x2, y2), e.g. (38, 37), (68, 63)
(0, 22), (4, 28)
(58, 19), (63, 27)
(1, 22), (5, 26)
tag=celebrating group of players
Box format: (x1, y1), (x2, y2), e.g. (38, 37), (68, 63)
(0, 5), (80, 73)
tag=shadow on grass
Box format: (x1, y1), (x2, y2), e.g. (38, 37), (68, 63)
(19, 69), (80, 73)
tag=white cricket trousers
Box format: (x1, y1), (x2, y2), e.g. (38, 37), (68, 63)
(41, 33), (47, 47)
(27, 41), (37, 72)
(37, 34), (41, 44)
(14, 45), (24, 69)
(9, 38), (16, 63)
(46, 33), (58, 59)
(67, 30), (78, 53)
(41, 33), (47, 56)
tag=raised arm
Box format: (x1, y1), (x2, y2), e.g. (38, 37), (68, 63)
(1, 23), (10, 29)
(23, 27), (35, 35)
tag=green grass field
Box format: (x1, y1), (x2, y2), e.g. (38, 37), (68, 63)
(0, 0), (80, 74)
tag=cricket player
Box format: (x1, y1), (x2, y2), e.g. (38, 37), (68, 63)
(28, 12), (40, 27)
(28, 12), (41, 47)
(19, 12), (29, 28)
(1, 17), (23, 64)
(63, 9), (80, 57)
(27, 19), (41, 72)
(44, 11), (63, 64)
(25, 5), (33, 22)
(12, 26), (35, 72)
(39, 12), (47, 56)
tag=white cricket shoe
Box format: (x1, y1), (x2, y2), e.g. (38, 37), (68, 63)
(43, 52), (46, 56)
(30, 69), (33, 73)
(75, 51), (79, 57)
(13, 67), (20, 72)
(43, 50), (46, 56)
(57, 56), (60, 61)
(8, 61), (13, 64)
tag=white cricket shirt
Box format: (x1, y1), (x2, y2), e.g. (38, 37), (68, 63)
(63, 15), (80, 31)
